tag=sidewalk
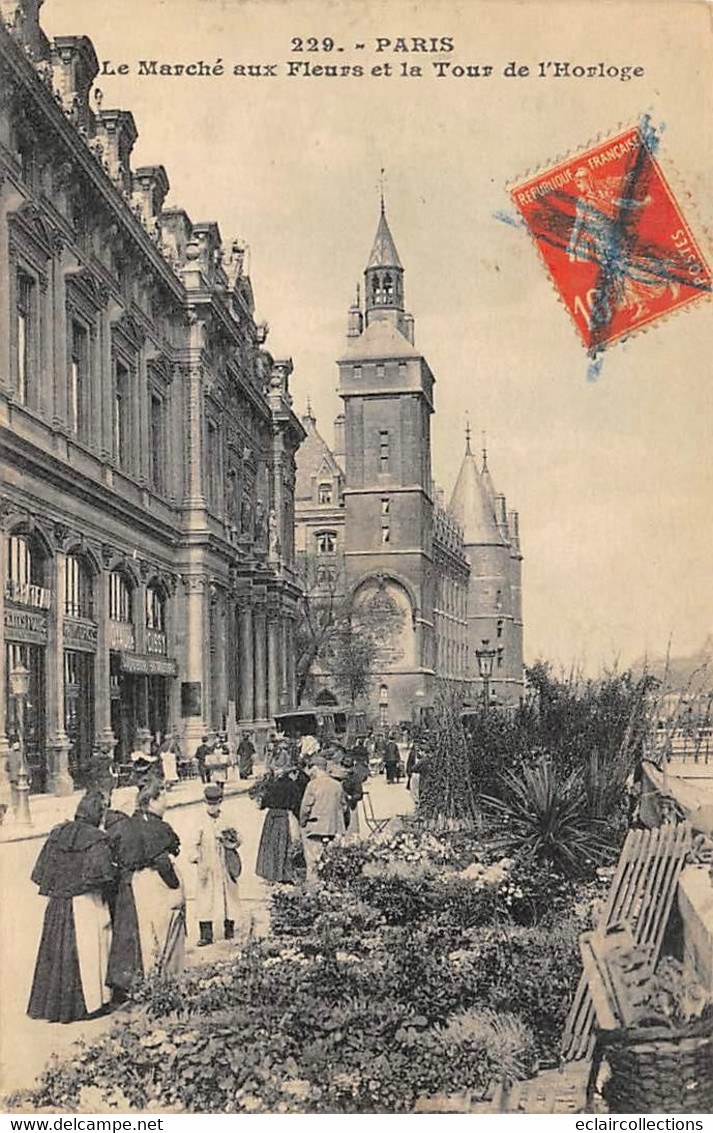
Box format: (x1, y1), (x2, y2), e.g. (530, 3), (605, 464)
(0, 768), (264, 845)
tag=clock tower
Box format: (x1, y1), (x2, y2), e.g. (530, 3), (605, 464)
(337, 204), (436, 721)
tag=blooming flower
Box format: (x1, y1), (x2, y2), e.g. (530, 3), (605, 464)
(282, 1079), (311, 1100)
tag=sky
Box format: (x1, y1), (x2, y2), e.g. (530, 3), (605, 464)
(41, 0), (713, 674)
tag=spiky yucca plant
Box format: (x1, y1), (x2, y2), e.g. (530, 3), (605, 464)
(481, 757), (611, 877)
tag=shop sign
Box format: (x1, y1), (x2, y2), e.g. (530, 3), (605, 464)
(4, 607), (48, 645)
(120, 652), (178, 677)
(63, 618), (98, 651)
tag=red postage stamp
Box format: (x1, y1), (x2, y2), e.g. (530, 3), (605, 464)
(510, 123), (712, 354)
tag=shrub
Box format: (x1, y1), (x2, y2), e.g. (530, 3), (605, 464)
(28, 959), (538, 1113)
(481, 757), (611, 878)
(446, 917), (584, 1060)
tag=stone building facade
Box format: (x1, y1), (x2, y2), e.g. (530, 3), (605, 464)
(295, 205), (524, 724)
(0, 4), (303, 796)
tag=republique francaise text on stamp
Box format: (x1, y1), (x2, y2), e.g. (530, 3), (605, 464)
(511, 124), (712, 354)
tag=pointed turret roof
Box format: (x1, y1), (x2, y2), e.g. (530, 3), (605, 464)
(481, 441), (496, 501)
(295, 411), (344, 501)
(449, 434), (504, 546)
(366, 206), (403, 270)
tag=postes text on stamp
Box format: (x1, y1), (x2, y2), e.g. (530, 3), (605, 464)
(511, 125), (712, 354)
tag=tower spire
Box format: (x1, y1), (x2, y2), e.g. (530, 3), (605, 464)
(481, 430), (488, 472)
(379, 167), (386, 215)
(465, 413), (472, 454)
(364, 193), (404, 328)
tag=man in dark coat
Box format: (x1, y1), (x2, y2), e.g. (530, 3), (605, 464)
(237, 732), (256, 779)
(28, 792), (116, 1023)
(195, 735), (212, 784)
(383, 733), (401, 784)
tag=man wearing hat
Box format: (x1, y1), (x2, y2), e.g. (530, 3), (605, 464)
(129, 749), (161, 789)
(189, 784), (242, 946)
(299, 755), (348, 878)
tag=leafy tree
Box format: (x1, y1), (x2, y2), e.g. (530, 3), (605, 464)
(294, 557), (405, 707)
(294, 557), (342, 705)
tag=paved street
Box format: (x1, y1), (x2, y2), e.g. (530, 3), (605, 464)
(0, 774), (412, 1098)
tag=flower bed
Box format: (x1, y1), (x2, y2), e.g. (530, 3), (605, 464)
(25, 820), (602, 1114)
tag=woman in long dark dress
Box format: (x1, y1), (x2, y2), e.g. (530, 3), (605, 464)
(28, 792), (115, 1023)
(255, 770), (301, 882)
(106, 780), (185, 997)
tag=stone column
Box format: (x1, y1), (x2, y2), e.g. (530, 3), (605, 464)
(185, 364), (206, 509)
(279, 615), (289, 709)
(46, 549), (73, 795)
(213, 590), (228, 730)
(253, 606), (267, 723)
(286, 617), (297, 708)
(137, 348), (149, 487)
(99, 307), (114, 462)
(238, 602), (254, 723)
(94, 566), (115, 755)
(52, 244), (68, 430)
(267, 613), (280, 719)
(182, 575), (208, 756)
(0, 529), (11, 807)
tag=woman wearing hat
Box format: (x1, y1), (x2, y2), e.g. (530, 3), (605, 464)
(106, 780), (185, 998)
(254, 761), (302, 883)
(28, 792), (116, 1023)
(190, 784), (242, 946)
(205, 733), (229, 798)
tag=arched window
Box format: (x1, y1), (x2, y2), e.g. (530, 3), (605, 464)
(318, 482), (333, 505)
(6, 533), (50, 608)
(383, 273), (393, 302)
(109, 571), (132, 623)
(65, 555), (93, 619)
(145, 583), (168, 655)
(316, 531), (336, 555)
(379, 684), (389, 728)
(145, 583), (165, 631)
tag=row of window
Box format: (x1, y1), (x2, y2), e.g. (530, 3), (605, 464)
(6, 535), (166, 629)
(14, 269), (168, 494)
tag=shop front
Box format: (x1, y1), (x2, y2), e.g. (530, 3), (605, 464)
(4, 629), (47, 793)
(110, 651), (176, 764)
(63, 616), (97, 789)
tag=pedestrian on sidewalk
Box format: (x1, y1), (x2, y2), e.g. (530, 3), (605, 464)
(195, 735), (212, 784)
(237, 731), (256, 779)
(106, 780), (185, 999)
(27, 792), (116, 1024)
(205, 734), (229, 798)
(299, 755), (347, 879)
(190, 784), (242, 946)
(158, 732), (181, 788)
(383, 732), (401, 784)
(255, 764), (302, 883)
(326, 744), (364, 838)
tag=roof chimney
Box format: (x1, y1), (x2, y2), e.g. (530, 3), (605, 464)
(50, 35), (98, 132)
(333, 413), (346, 465)
(3, 0), (50, 61)
(131, 166), (169, 231)
(94, 108), (137, 195)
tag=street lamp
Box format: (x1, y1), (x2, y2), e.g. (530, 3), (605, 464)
(475, 639), (497, 714)
(9, 661), (33, 827)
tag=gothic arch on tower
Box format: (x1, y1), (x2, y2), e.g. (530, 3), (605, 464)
(351, 573), (416, 670)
